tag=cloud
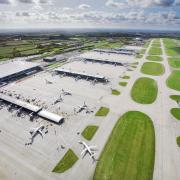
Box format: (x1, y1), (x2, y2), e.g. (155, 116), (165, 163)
(62, 7), (73, 12)
(39, 0), (48, 3)
(0, 0), (10, 4)
(78, 4), (91, 10)
(105, 0), (126, 8)
(106, 0), (178, 8)
(18, 0), (33, 3)
(16, 11), (30, 16)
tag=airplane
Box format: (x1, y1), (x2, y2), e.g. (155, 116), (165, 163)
(79, 141), (98, 161)
(54, 95), (63, 104)
(7, 104), (13, 111)
(29, 112), (36, 121)
(45, 79), (53, 84)
(61, 89), (72, 96)
(16, 107), (23, 117)
(29, 125), (44, 142)
(75, 76), (81, 81)
(77, 102), (88, 113)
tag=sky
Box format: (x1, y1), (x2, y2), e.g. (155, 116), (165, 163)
(0, 0), (180, 30)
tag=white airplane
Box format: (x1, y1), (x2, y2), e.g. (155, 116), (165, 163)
(16, 107), (23, 116)
(54, 95), (63, 104)
(7, 104), (13, 111)
(61, 89), (72, 96)
(77, 102), (88, 113)
(45, 79), (53, 84)
(29, 125), (44, 142)
(79, 141), (98, 161)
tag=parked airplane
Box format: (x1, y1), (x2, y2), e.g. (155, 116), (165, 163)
(45, 79), (53, 84)
(29, 125), (44, 142)
(61, 89), (72, 96)
(77, 102), (88, 113)
(54, 95), (63, 104)
(79, 141), (98, 161)
(16, 107), (23, 117)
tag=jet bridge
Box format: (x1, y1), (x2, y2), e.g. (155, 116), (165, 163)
(0, 93), (64, 124)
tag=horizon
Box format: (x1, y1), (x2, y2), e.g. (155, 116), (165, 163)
(0, 0), (180, 30)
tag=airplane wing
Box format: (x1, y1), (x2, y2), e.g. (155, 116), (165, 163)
(81, 148), (87, 155)
(82, 150), (87, 159)
(89, 146), (98, 151)
(38, 130), (43, 138)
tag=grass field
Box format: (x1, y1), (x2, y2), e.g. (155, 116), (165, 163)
(52, 149), (78, 173)
(119, 82), (128, 86)
(121, 75), (130, 79)
(166, 71), (180, 91)
(163, 38), (180, 57)
(146, 56), (163, 62)
(111, 89), (120, 95)
(148, 47), (162, 55)
(170, 95), (180, 101)
(81, 125), (98, 141)
(141, 62), (165, 76)
(95, 107), (110, 116)
(168, 58), (180, 68)
(171, 108), (180, 120)
(177, 136), (180, 147)
(136, 54), (143, 59)
(93, 111), (155, 180)
(131, 77), (158, 104)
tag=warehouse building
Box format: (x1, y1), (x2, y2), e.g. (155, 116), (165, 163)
(0, 61), (41, 83)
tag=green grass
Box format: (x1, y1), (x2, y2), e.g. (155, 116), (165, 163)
(140, 49), (146, 54)
(170, 95), (180, 101)
(93, 111), (155, 180)
(148, 47), (162, 55)
(177, 136), (180, 147)
(131, 77), (158, 104)
(146, 55), (163, 62)
(112, 89), (120, 95)
(168, 58), (180, 68)
(121, 75), (130, 79)
(81, 125), (98, 140)
(136, 54), (143, 59)
(52, 149), (78, 173)
(119, 82), (128, 86)
(151, 43), (161, 48)
(95, 107), (110, 116)
(163, 38), (180, 57)
(47, 62), (63, 69)
(170, 108), (180, 120)
(166, 71), (180, 91)
(141, 62), (165, 76)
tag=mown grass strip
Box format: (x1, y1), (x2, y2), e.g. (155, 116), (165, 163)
(52, 149), (78, 173)
(95, 107), (110, 117)
(131, 77), (158, 104)
(93, 111), (155, 180)
(81, 125), (99, 141)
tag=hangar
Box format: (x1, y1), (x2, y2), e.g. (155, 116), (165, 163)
(0, 61), (41, 83)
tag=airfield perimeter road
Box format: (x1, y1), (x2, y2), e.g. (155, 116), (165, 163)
(63, 39), (180, 180)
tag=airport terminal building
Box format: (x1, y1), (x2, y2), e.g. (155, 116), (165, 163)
(0, 61), (41, 83)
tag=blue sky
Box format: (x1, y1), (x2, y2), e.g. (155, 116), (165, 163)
(0, 0), (179, 30)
